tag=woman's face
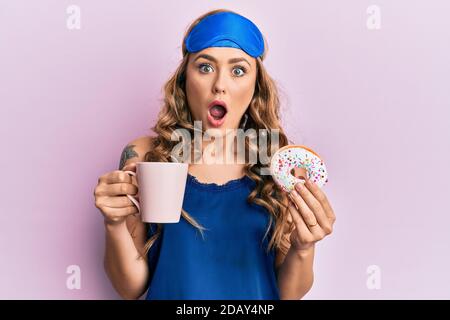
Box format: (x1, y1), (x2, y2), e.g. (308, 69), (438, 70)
(185, 47), (257, 134)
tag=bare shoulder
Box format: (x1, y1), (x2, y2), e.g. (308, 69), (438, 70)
(119, 135), (155, 170)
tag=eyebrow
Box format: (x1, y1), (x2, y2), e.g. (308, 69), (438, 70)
(193, 54), (251, 68)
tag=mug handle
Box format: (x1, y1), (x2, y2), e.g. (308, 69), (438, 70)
(123, 170), (140, 212)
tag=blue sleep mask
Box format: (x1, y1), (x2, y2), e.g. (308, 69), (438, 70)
(185, 11), (265, 58)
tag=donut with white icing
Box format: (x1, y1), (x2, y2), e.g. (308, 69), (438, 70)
(270, 145), (328, 192)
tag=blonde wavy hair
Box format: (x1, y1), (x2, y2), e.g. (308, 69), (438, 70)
(141, 8), (294, 258)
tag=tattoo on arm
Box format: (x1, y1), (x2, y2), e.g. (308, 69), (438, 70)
(119, 144), (138, 169)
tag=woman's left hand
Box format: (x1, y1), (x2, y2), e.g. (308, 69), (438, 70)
(287, 178), (336, 252)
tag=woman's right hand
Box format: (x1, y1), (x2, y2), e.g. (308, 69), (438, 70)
(94, 163), (140, 225)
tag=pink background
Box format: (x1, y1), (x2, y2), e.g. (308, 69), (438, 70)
(1, 0), (449, 299)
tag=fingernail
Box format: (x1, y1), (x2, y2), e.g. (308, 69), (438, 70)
(295, 182), (304, 191)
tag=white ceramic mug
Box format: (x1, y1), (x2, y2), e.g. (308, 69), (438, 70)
(124, 162), (188, 223)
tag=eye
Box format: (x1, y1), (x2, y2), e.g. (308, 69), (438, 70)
(198, 63), (213, 73)
(233, 66), (247, 77)
(198, 63), (247, 77)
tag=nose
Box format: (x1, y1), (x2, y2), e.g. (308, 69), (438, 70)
(212, 73), (226, 94)
(213, 84), (225, 94)
(214, 87), (225, 94)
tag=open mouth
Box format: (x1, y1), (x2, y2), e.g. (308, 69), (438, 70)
(208, 104), (227, 120)
(207, 100), (228, 127)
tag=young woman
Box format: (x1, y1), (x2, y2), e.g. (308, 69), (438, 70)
(94, 9), (336, 300)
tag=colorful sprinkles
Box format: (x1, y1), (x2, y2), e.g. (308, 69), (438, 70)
(270, 145), (328, 192)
